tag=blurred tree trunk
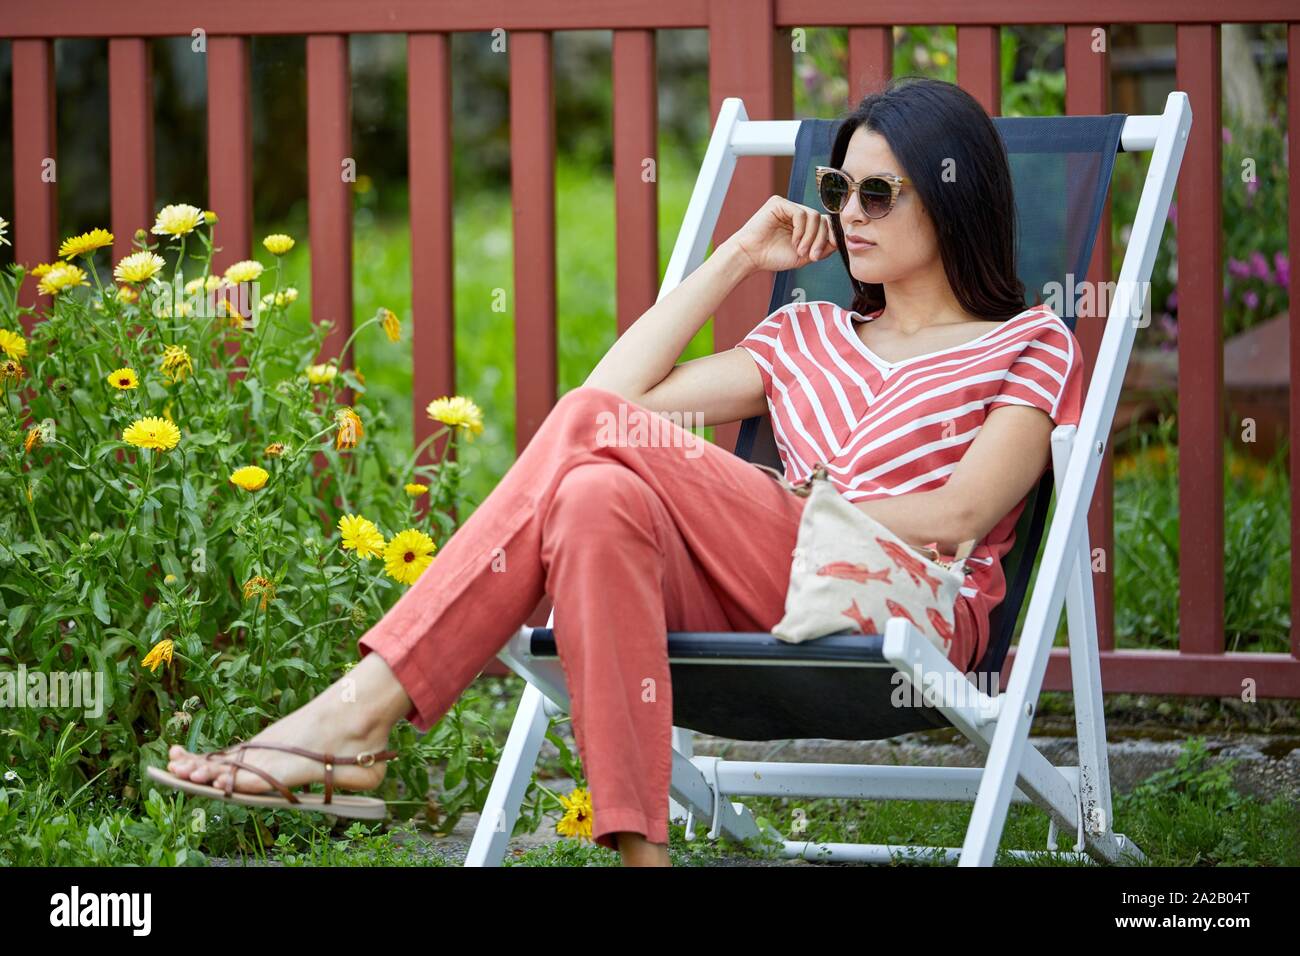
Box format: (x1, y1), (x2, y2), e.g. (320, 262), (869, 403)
(1222, 24), (1265, 127)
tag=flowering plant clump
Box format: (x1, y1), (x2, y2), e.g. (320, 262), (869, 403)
(0, 205), (492, 854)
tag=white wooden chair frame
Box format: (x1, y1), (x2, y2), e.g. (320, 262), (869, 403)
(466, 91), (1191, 867)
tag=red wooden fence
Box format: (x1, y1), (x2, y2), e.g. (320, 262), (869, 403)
(3, 1), (1298, 698)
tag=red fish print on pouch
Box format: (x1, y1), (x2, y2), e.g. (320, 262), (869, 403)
(840, 598), (878, 634)
(926, 607), (955, 655)
(816, 561), (892, 585)
(884, 598), (919, 628)
(876, 538), (944, 599)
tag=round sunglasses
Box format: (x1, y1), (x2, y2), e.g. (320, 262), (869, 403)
(814, 166), (912, 219)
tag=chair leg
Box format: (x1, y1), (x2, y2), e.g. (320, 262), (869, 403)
(464, 681), (552, 867)
(1063, 515), (1116, 843)
(669, 726), (696, 837)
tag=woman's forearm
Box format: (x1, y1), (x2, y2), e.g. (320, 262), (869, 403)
(583, 238), (755, 401)
(853, 487), (980, 556)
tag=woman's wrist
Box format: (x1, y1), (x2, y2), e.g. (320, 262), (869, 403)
(713, 236), (758, 285)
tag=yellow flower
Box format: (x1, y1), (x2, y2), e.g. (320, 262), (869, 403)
(113, 250), (166, 284)
(0, 328), (28, 360)
(383, 528), (436, 585)
(108, 367), (139, 390)
(159, 344), (193, 384)
(404, 483), (428, 497)
(184, 275), (223, 296)
(117, 285), (139, 303)
(163, 573), (177, 585)
(280, 287), (299, 304)
(0, 358), (24, 384)
(262, 233), (295, 256)
(379, 307), (401, 343)
(24, 426), (42, 455)
(123, 416), (181, 451)
(152, 203), (204, 237)
(141, 638), (175, 673)
(222, 259), (264, 284)
(306, 362), (337, 385)
(29, 262), (54, 278)
(229, 465), (269, 492)
(555, 787), (594, 841)
(58, 227), (114, 259)
(37, 262), (89, 296)
(0, 216), (8, 247)
(335, 406), (364, 450)
(264, 441), (286, 457)
(242, 575), (277, 611)
(339, 514), (387, 561)
(426, 395), (485, 440)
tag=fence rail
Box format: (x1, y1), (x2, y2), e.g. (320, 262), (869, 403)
(3, 1), (1298, 697)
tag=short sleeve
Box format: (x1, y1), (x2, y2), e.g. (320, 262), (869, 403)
(987, 310), (1084, 427)
(733, 303), (795, 393)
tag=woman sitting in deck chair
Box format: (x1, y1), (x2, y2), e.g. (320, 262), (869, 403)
(151, 76), (1084, 866)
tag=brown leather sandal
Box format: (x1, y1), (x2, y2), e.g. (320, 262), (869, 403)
(146, 742), (400, 820)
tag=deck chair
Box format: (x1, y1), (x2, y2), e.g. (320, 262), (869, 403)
(467, 90), (1190, 867)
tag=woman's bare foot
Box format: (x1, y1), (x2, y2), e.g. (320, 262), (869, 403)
(165, 653), (413, 797)
(616, 832), (672, 866)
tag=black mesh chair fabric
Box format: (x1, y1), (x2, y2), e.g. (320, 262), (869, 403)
(530, 111), (1126, 742)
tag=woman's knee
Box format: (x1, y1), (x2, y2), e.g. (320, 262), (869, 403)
(546, 385), (628, 431)
(544, 463), (653, 540)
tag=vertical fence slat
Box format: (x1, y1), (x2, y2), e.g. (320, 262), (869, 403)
(307, 35), (354, 387)
(847, 26), (893, 101)
(956, 25), (1000, 115)
(207, 36), (254, 377)
(306, 35), (354, 524)
(12, 39), (57, 322)
(408, 32), (456, 463)
(509, 31), (557, 452)
(1289, 23), (1300, 662)
(108, 38), (154, 269)
(612, 29), (659, 336)
(207, 37), (253, 273)
(1065, 24), (1116, 651)
(708, 0), (792, 455)
(1175, 24), (1225, 655)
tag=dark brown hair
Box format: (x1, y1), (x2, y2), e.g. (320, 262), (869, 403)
(828, 76), (1029, 320)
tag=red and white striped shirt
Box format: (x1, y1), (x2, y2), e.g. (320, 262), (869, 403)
(736, 299), (1085, 667)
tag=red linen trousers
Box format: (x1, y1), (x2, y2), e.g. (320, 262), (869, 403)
(357, 385), (978, 851)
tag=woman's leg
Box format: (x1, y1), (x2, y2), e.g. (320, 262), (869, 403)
(163, 385), (782, 791)
(165, 385), (981, 830)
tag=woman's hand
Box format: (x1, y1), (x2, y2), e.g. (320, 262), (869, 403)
(724, 195), (839, 275)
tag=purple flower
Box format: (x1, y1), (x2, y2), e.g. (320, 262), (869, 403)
(1246, 178), (1259, 197)
(1158, 313), (1178, 350)
(1165, 290), (1178, 312)
(1167, 201), (1177, 225)
(1275, 252), (1289, 289)
(1244, 290), (1259, 309)
(1227, 257), (1252, 279)
(1222, 126), (1232, 143)
(1250, 250), (1271, 281)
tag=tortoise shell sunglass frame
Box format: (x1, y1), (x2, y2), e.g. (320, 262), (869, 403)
(814, 165), (912, 220)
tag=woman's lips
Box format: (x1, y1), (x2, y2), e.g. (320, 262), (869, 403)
(845, 235), (876, 251)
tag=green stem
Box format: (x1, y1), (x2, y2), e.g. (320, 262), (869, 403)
(116, 449), (156, 563)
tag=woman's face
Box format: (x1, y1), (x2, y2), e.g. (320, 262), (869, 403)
(835, 126), (939, 287)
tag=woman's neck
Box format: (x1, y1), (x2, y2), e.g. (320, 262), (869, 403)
(875, 274), (974, 332)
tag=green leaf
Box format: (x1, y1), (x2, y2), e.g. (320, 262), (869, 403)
(6, 605), (32, 638)
(90, 583), (112, 625)
(243, 377), (264, 420)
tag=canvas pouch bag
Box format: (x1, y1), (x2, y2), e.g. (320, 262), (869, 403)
(751, 461), (974, 660)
